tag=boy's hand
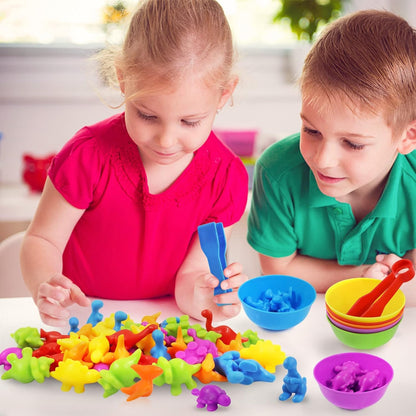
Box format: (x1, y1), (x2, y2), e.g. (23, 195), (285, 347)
(364, 253), (403, 279)
(194, 262), (248, 321)
(35, 274), (90, 327)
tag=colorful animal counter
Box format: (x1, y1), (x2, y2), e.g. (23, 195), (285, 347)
(0, 300), (307, 411)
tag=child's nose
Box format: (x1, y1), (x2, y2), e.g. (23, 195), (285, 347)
(157, 126), (177, 149)
(314, 141), (338, 168)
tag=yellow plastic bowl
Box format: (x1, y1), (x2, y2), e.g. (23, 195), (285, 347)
(325, 278), (405, 324)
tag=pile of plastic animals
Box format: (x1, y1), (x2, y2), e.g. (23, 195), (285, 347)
(243, 287), (301, 312)
(327, 360), (384, 393)
(0, 300), (308, 411)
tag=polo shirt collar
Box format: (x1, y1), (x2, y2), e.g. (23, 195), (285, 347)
(307, 155), (403, 218)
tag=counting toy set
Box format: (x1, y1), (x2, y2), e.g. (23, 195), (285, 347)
(1, 296), (398, 411)
(0, 299), (307, 411)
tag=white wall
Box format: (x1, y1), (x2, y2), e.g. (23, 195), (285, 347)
(0, 46), (301, 184)
(1, 0), (414, 185)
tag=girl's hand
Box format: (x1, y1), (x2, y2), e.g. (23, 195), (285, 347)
(194, 262), (248, 321)
(35, 274), (90, 327)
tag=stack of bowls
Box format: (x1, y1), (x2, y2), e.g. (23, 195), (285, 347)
(325, 278), (405, 349)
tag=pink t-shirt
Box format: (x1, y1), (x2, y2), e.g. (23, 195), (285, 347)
(48, 113), (248, 300)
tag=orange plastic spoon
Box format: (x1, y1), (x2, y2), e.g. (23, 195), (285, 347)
(347, 259), (414, 317)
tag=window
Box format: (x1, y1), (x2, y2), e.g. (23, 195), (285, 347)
(0, 0), (296, 47)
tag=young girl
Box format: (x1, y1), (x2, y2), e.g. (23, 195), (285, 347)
(20, 0), (249, 326)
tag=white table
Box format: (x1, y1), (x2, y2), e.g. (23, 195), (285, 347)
(0, 183), (41, 222)
(0, 295), (415, 416)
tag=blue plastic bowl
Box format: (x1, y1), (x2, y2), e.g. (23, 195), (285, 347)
(238, 275), (316, 330)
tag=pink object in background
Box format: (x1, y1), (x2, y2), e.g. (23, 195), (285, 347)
(214, 129), (257, 157)
(22, 153), (56, 192)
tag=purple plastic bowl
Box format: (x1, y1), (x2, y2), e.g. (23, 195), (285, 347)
(327, 313), (402, 333)
(313, 352), (393, 410)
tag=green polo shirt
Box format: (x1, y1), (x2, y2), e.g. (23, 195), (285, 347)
(247, 133), (416, 265)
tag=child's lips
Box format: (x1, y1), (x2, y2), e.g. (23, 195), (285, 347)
(154, 150), (179, 158)
(317, 171), (344, 184)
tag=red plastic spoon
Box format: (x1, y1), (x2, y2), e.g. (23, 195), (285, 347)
(347, 259), (414, 317)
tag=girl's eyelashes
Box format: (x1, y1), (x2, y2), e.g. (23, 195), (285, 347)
(182, 119), (201, 128)
(137, 109), (201, 127)
(137, 110), (156, 121)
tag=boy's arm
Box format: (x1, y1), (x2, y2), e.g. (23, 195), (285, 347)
(404, 249), (416, 305)
(405, 248), (416, 264)
(259, 251), (370, 293)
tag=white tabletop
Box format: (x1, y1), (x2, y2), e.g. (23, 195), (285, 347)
(0, 183), (41, 222)
(0, 295), (415, 416)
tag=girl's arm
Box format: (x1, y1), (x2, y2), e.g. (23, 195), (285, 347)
(174, 225), (247, 322)
(20, 177), (90, 326)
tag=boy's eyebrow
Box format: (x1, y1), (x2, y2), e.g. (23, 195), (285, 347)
(300, 113), (376, 139)
(300, 113), (314, 125)
(338, 132), (376, 139)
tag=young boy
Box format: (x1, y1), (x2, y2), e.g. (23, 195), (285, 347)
(247, 10), (416, 303)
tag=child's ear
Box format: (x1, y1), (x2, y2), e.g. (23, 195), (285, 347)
(217, 76), (239, 110)
(398, 119), (416, 154)
(116, 67), (125, 94)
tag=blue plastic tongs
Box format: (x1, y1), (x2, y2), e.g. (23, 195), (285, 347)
(198, 222), (232, 302)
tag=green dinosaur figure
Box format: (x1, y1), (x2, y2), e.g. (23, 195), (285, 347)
(164, 315), (193, 343)
(189, 324), (222, 343)
(2, 347), (53, 383)
(242, 329), (262, 347)
(153, 357), (200, 396)
(98, 348), (142, 397)
(11, 327), (43, 349)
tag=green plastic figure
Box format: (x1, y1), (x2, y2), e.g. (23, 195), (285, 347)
(153, 357), (201, 396)
(11, 327), (43, 349)
(98, 348), (142, 397)
(2, 347), (54, 383)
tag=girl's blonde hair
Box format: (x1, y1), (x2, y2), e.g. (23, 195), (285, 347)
(97, 0), (236, 99)
(300, 10), (416, 136)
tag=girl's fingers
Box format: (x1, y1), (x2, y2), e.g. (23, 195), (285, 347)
(221, 273), (248, 290)
(39, 311), (70, 327)
(223, 262), (243, 277)
(214, 287), (241, 305)
(37, 274), (89, 308)
(220, 303), (241, 318)
(37, 281), (71, 304)
(37, 296), (71, 324)
(70, 284), (91, 307)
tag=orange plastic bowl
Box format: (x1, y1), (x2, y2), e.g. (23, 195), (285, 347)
(326, 306), (403, 329)
(325, 278), (405, 324)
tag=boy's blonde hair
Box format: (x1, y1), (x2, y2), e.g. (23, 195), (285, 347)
(97, 0), (236, 98)
(300, 10), (416, 136)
